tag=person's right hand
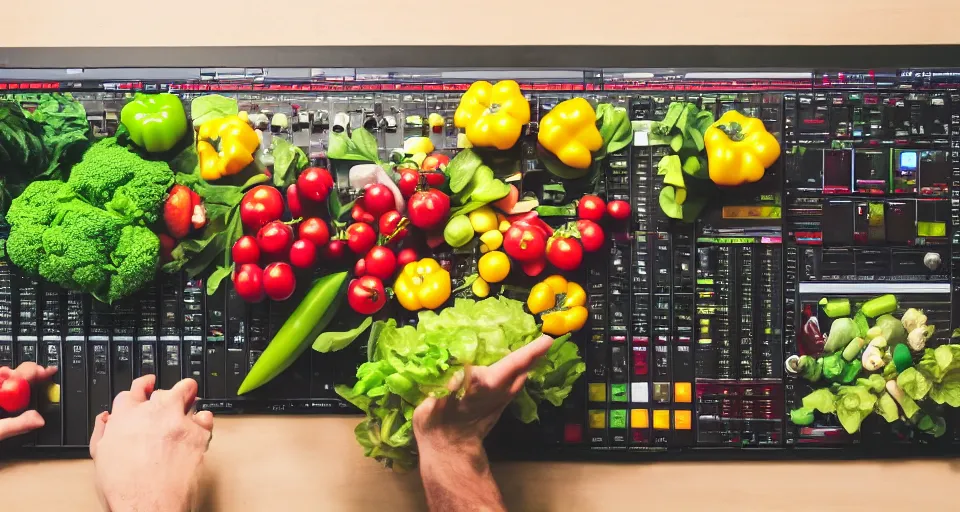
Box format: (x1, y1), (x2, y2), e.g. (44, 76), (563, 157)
(89, 375), (213, 512)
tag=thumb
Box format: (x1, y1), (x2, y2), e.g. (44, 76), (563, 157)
(0, 410), (45, 441)
(89, 412), (109, 459)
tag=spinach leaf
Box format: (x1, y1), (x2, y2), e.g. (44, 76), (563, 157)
(446, 149), (483, 193)
(313, 317), (373, 353)
(271, 138), (308, 188)
(190, 94), (238, 128)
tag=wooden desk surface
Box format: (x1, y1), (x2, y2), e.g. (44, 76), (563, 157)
(0, 415), (958, 511)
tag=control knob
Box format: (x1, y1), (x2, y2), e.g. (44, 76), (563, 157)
(923, 252), (942, 271)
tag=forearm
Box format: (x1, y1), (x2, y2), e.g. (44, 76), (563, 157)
(419, 441), (505, 512)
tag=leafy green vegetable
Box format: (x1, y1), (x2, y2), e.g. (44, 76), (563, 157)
(652, 102), (715, 222)
(327, 128), (381, 163)
(898, 367), (933, 401)
(822, 353), (846, 382)
(790, 407), (815, 426)
(875, 314), (907, 346)
(596, 103), (633, 156)
(836, 385), (877, 434)
(876, 392), (900, 423)
(190, 94), (238, 128)
(802, 388), (836, 414)
(313, 317), (373, 353)
(857, 374), (886, 394)
(445, 149), (483, 194)
(271, 138), (307, 188)
(824, 317), (859, 353)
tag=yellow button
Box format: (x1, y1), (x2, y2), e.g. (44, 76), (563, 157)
(589, 410), (606, 429)
(588, 383), (607, 402)
(675, 382), (692, 403)
(653, 410), (670, 430)
(675, 410), (692, 430)
(631, 409), (649, 429)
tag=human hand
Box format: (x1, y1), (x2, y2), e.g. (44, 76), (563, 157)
(413, 334), (555, 456)
(0, 362), (58, 441)
(89, 375), (214, 512)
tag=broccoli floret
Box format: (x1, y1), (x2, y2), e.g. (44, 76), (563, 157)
(39, 200), (122, 293)
(104, 225), (159, 303)
(68, 137), (173, 225)
(6, 223), (46, 274)
(5, 180), (72, 227)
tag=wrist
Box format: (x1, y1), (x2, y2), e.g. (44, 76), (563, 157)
(104, 486), (191, 512)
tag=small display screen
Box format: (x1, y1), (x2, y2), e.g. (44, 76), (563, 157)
(900, 151), (918, 171)
(854, 149), (888, 194)
(822, 150), (853, 194)
(892, 150), (918, 194)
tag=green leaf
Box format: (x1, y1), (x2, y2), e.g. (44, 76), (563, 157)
(897, 367), (933, 401)
(929, 371), (960, 407)
(206, 265), (233, 296)
(853, 311), (869, 338)
(856, 374), (886, 394)
(689, 129), (705, 152)
(446, 149), (483, 194)
(351, 128), (381, 163)
(657, 155), (680, 177)
(801, 388), (836, 414)
(876, 392), (900, 423)
(271, 138), (307, 188)
(366, 320), (387, 362)
(789, 407), (815, 426)
(663, 162), (686, 189)
(450, 200), (488, 218)
(190, 94), (238, 128)
(837, 407), (864, 435)
(596, 104), (633, 155)
(535, 205), (576, 217)
(660, 102), (683, 131)
(669, 133), (684, 152)
(313, 316), (374, 353)
(658, 186), (683, 220)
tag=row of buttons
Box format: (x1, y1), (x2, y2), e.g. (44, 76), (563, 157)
(588, 381), (693, 404)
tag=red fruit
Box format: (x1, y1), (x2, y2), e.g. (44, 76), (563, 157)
(354, 258), (367, 276)
(232, 235), (261, 265)
(286, 183), (304, 218)
(408, 188), (451, 230)
(577, 220), (605, 252)
(298, 218), (330, 247)
(158, 233), (176, 265)
(378, 210), (409, 243)
(364, 246), (397, 280)
(262, 262), (297, 301)
(346, 223), (377, 255)
(164, 184), (194, 239)
(396, 248), (418, 269)
(546, 236), (584, 271)
(351, 202), (376, 224)
(421, 153), (450, 172)
(188, 189), (206, 230)
(257, 221), (294, 255)
(241, 185), (285, 231)
(321, 240), (347, 261)
(607, 200), (630, 220)
(233, 263), (265, 303)
(347, 276), (387, 315)
(297, 167), (334, 202)
(578, 195), (606, 222)
(398, 169), (419, 199)
(362, 184), (395, 218)
(503, 224), (547, 263)
(0, 374), (31, 413)
(521, 257), (547, 277)
(289, 239), (317, 269)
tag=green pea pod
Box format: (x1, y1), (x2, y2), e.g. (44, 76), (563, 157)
(237, 271), (348, 395)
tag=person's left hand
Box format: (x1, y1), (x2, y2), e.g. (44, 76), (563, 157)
(0, 362), (58, 441)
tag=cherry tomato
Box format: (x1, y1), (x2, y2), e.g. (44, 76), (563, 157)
(240, 185), (284, 231)
(546, 236), (584, 271)
(352, 202), (375, 224)
(354, 257), (367, 276)
(257, 221), (294, 255)
(408, 188), (451, 230)
(346, 223), (377, 255)
(364, 246), (397, 280)
(347, 276), (387, 315)
(0, 374), (31, 413)
(521, 257), (547, 277)
(298, 218), (330, 247)
(396, 248), (418, 269)
(576, 220), (605, 253)
(378, 210), (409, 243)
(233, 263), (265, 303)
(289, 239), (317, 269)
(321, 239), (347, 261)
(362, 184), (395, 218)
(262, 262), (297, 301)
(232, 235), (261, 265)
(607, 200), (630, 220)
(577, 194), (606, 222)
(503, 224), (547, 262)
(398, 169), (445, 199)
(297, 167), (334, 202)
(421, 153), (451, 171)
(286, 183), (304, 218)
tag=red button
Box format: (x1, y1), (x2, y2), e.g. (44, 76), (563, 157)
(564, 423), (583, 444)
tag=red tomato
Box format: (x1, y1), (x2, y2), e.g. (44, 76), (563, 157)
(289, 239), (317, 269)
(297, 167), (334, 202)
(321, 239), (347, 261)
(546, 236), (584, 271)
(577, 195), (606, 222)
(396, 248), (418, 269)
(362, 184), (395, 218)
(163, 184), (194, 239)
(364, 246), (397, 280)
(421, 153), (451, 171)
(354, 257), (366, 276)
(503, 224), (547, 262)
(0, 374), (31, 413)
(607, 200), (630, 220)
(240, 185), (285, 231)
(408, 188), (450, 230)
(257, 221), (294, 255)
(233, 263), (265, 303)
(232, 235), (261, 265)
(298, 218), (330, 247)
(346, 223), (377, 255)
(262, 262), (297, 301)
(378, 210), (409, 243)
(286, 183), (304, 218)
(158, 233), (176, 265)
(347, 276), (387, 315)
(351, 202), (375, 224)
(576, 220), (605, 253)
(398, 169), (419, 199)
(521, 257), (547, 277)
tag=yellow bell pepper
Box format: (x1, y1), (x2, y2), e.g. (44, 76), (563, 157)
(526, 275), (588, 336)
(537, 98), (603, 170)
(394, 258), (451, 311)
(703, 110), (781, 187)
(197, 115), (260, 181)
(454, 80), (531, 150)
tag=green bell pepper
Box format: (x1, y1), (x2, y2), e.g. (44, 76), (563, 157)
(120, 93), (188, 153)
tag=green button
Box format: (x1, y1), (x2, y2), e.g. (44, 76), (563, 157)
(610, 409), (627, 429)
(611, 383), (627, 402)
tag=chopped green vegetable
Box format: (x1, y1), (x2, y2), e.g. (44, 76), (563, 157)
(824, 317), (859, 354)
(790, 407), (815, 426)
(860, 294), (898, 318)
(820, 297), (851, 318)
(822, 353), (846, 382)
(876, 392), (900, 423)
(835, 385), (877, 434)
(839, 360), (862, 384)
(842, 337), (865, 362)
(802, 388), (836, 414)
(876, 314), (907, 347)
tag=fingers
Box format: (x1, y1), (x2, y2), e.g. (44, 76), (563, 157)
(0, 410), (45, 441)
(0, 367), (11, 379)
(508, 372), (528, 396)
(159, 379), (199, 414)
(193, 410), (214, 432)
(112, 374), (156, 415)
(485, 335), (555, 388)
(12, 362), (58, 384)
(88, 412), (108, 458)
